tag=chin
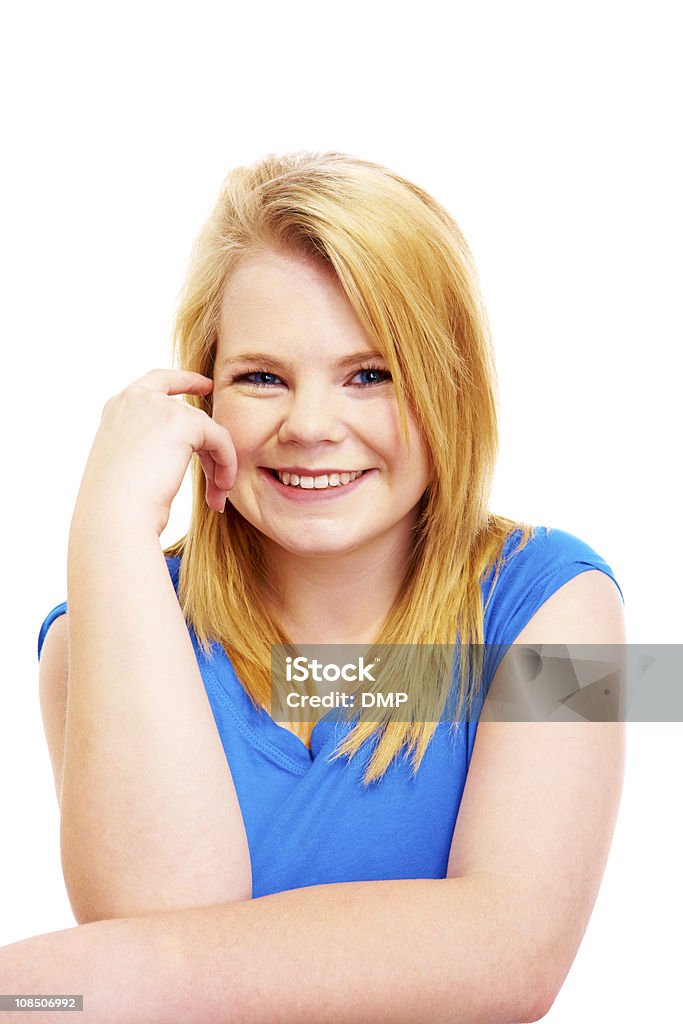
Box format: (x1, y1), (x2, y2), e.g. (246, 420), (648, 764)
(272, 532), (363, 557)
(285, 539), (356, 556)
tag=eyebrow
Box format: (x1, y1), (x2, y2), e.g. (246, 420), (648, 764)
(218, 350), (387, 372)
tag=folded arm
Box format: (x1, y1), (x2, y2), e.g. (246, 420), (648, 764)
(0, 873), (545, 1024)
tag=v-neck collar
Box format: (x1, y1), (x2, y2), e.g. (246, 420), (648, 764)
(165, 554), (354, 773)
(194, 632), (354, 773)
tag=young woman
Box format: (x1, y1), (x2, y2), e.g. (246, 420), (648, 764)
(4, 152), (625, 1023)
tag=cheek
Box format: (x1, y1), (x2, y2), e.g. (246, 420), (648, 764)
(212, 396), (264, 451)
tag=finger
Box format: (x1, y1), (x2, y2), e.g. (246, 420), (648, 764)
(193, 417), (238, 491)
(195, 448), (231, 499)
(130, 368), (214, 397)
(195, 448), (215, 489)
(196, 449), (226, 511)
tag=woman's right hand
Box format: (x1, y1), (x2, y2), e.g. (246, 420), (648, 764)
(72, 368), (238, 538)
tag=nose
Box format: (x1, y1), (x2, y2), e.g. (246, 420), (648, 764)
(276, 381), (347, 445)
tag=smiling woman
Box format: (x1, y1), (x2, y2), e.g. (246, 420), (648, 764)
(162, 154), (520, 772)
(23, 151), (626, 1023)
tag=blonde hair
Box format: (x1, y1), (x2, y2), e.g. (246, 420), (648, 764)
(163, 150), (534, 785)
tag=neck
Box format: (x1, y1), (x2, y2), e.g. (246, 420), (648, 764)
(262, 524), (414, 646)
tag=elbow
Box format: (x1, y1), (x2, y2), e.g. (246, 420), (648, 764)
(499, 949), (559, 1022)
(67, 888), (253, 927)
(60, 841), (107, 925)
(501, 986), (554, 1023)
(61, 850), (253, 926)
(522, 994), (555, 1022)
(63, 872), (253, 926)
(499, 982), (554, 1023)
(519, 966), (560, 1022)
(70, 903), (107, 927)
(60, 860), (133, 926)
(61, 871), (114, 926)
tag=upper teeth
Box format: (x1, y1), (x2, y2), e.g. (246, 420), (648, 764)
(277, 470), (365, 488)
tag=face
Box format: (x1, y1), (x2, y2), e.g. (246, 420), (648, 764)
(212, 248), (432, 564)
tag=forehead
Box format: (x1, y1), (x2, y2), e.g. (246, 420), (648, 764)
(220, 249), (339, 314)
(217, 248), (374, 355)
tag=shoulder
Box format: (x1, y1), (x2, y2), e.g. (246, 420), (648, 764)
(482, 524), (624, 646)
(515, 568), (626, 646)
(37, 555), (182, 662)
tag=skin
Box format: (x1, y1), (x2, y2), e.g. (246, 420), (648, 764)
(211, 248), (433, 645)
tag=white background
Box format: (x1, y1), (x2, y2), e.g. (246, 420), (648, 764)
(1, 1), (680, 1019)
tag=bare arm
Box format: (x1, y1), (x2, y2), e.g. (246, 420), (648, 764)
(59, 519), (251, 924)
(50, 369), (248, 923)
(447, 569), (627, 1014)
(0, 874), (544, 1024)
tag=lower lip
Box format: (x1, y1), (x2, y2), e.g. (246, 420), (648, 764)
(260, 467), (377, 503)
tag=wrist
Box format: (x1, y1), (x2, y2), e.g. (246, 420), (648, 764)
(68, 499), (162, 551)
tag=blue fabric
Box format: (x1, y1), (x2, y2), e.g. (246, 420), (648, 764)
(37, 525), (623, 899)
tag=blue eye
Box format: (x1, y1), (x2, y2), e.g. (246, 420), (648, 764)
(232, 365), (392, 389)
(234, 370), (282, 388)
(352, 366), (392, 387)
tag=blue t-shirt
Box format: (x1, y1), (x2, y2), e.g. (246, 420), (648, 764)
(37, 525), (623, 899)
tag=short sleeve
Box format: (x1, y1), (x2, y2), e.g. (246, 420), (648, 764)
(37, 601), (68, 661)
(482, 525), (624, 649)
(36, 555), (182, 662)
(466, 524), (625, 766)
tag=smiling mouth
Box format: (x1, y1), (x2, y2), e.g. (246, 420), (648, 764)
(269, 469), (367, 489)
(260, 466), (375, 497)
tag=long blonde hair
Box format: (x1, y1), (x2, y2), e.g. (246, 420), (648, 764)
(163, 150), (534, 784)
